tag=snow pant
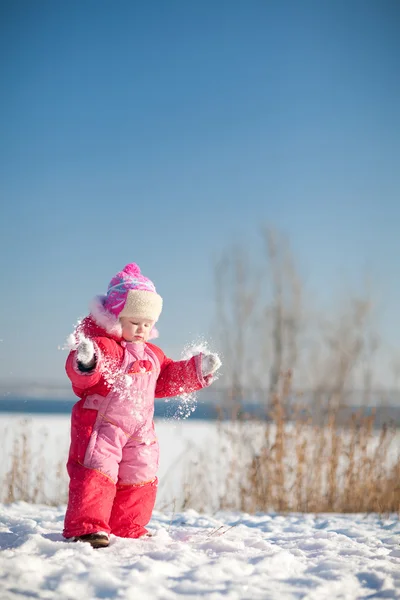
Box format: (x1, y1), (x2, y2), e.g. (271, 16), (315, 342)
(63, 399), (159, 539)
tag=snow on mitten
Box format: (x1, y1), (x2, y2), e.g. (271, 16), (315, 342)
(76, 337), (96, 371)
(201, 353), (222, 377)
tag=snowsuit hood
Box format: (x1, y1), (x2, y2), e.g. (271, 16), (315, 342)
(71, 296), (158, 346)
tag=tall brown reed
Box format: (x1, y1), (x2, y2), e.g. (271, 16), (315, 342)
(183, 372), (400, 515)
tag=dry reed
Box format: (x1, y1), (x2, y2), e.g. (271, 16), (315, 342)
(1, 419), (68, 505)
(182, 373), (400, 515)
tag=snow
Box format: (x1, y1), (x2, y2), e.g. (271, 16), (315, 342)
(1, 503), (399, 599)
(0, 414), (399, 598)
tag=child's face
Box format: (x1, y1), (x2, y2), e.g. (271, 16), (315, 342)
(120, 317), (155, 343)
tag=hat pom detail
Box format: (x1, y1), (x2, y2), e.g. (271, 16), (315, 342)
(122, 263), (142, 277)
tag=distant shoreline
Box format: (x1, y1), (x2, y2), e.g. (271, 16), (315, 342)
(1, 397), (399, 427)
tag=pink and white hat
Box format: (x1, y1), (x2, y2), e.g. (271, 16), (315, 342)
(103, 263), (163, 322)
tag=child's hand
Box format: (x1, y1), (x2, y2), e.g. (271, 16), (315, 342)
(201, 352), (222, 376)
(76, 337), (96, 369)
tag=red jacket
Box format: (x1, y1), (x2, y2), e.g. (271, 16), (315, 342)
(65, 316), (209, 399)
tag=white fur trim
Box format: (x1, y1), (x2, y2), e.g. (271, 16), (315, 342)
(119, 289), (163, 321)
(89, 296), (123, 337)
(149, 326), (159, 340)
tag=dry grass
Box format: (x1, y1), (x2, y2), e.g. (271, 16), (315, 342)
(203, 227), (400, 515)
(182, 374), (400, 515)
(1, 389), (399, 515)
(1, 419), (68, 505)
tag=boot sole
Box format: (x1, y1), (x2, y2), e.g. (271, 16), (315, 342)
(73, 537), (110, 549)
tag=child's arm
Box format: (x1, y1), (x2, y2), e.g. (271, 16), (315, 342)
(65, 337), (122, 396)
(151, 345), (221, 398)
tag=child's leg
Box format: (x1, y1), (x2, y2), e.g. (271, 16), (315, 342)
(109, 438), (159, 538)
(63, 400), (123, 538)
(108, 479), (158, 538)
(63, 461), (116, 538)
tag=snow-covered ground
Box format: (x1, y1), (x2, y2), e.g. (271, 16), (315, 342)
(1, 502), (400, 599)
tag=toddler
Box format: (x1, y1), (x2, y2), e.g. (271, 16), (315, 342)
(63, 263), (221, 548)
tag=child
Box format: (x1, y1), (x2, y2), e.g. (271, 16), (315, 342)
(63, 263), (221, 548)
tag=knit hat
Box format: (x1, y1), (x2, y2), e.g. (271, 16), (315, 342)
(103, 263), (163, 322)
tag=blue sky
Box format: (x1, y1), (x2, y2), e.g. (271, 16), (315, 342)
(0, 0), (399, 386)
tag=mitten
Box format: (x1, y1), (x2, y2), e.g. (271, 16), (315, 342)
(76, 337), (96, 371)
(201, 352), (222, 377)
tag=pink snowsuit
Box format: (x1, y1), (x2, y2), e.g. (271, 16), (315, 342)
(63, 317), (210, 539)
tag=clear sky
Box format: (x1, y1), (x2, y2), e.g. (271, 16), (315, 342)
(0, 0), (399, 386)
